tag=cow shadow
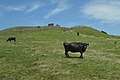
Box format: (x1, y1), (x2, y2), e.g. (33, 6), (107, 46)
(63, 56), (82, 59)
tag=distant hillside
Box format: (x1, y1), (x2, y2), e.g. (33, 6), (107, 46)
(72, 26), (111, 38)
(2, 26), (120, 38)
(4, 26), (63, 31)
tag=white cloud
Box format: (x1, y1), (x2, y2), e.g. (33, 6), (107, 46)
(0, 2), (44, 13)
(2, 5), (26, 12)
(82, 0), (120, 23)
(44, 0), (71, 19)
(26, 2), (44, 13)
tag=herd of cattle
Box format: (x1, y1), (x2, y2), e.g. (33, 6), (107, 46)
(6, 36), (118, 58)
(6, 27), (117, 59)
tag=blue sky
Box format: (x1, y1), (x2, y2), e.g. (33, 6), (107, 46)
(0, 0), (120, 35)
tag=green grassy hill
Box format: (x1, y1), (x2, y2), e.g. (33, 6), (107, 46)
(0, 26), (120, 80)
(72, 26), (112, 38)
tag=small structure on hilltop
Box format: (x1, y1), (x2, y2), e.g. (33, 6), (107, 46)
(48, 23), (54, 26)
(56, 24), (60, 27)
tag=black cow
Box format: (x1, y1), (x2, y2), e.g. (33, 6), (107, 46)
(77, 32), (79, 36)
(63, 42), (89, 58)
(7, 37), (16, 42)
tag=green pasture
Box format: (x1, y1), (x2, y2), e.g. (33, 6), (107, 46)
(0, 26), (120, 80)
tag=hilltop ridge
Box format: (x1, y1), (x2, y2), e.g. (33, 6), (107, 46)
(2, 25), (119, 38)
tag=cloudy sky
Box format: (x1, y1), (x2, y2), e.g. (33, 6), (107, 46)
(0, 0), (120, 35)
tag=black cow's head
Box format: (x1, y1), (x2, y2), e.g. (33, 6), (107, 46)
(82, 43), (89, 52)
(84, 43), (89, 46)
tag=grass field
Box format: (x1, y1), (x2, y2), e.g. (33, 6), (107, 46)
(0, 26), (120, 80)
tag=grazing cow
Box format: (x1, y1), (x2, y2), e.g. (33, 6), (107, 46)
(7, 37), (16, 42)
(56, 24), (60, 27)
(63, 42), (89, 58)
(77, 32), (79, 36)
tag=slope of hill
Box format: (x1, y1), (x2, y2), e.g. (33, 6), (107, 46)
(72, 26), (112, 38)
(0, 26), (120, 80)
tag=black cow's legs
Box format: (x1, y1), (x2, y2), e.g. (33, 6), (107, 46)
(14, 39), (16, 42)
(79, 53), (83, 58)
(65, 51), (69, 57)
